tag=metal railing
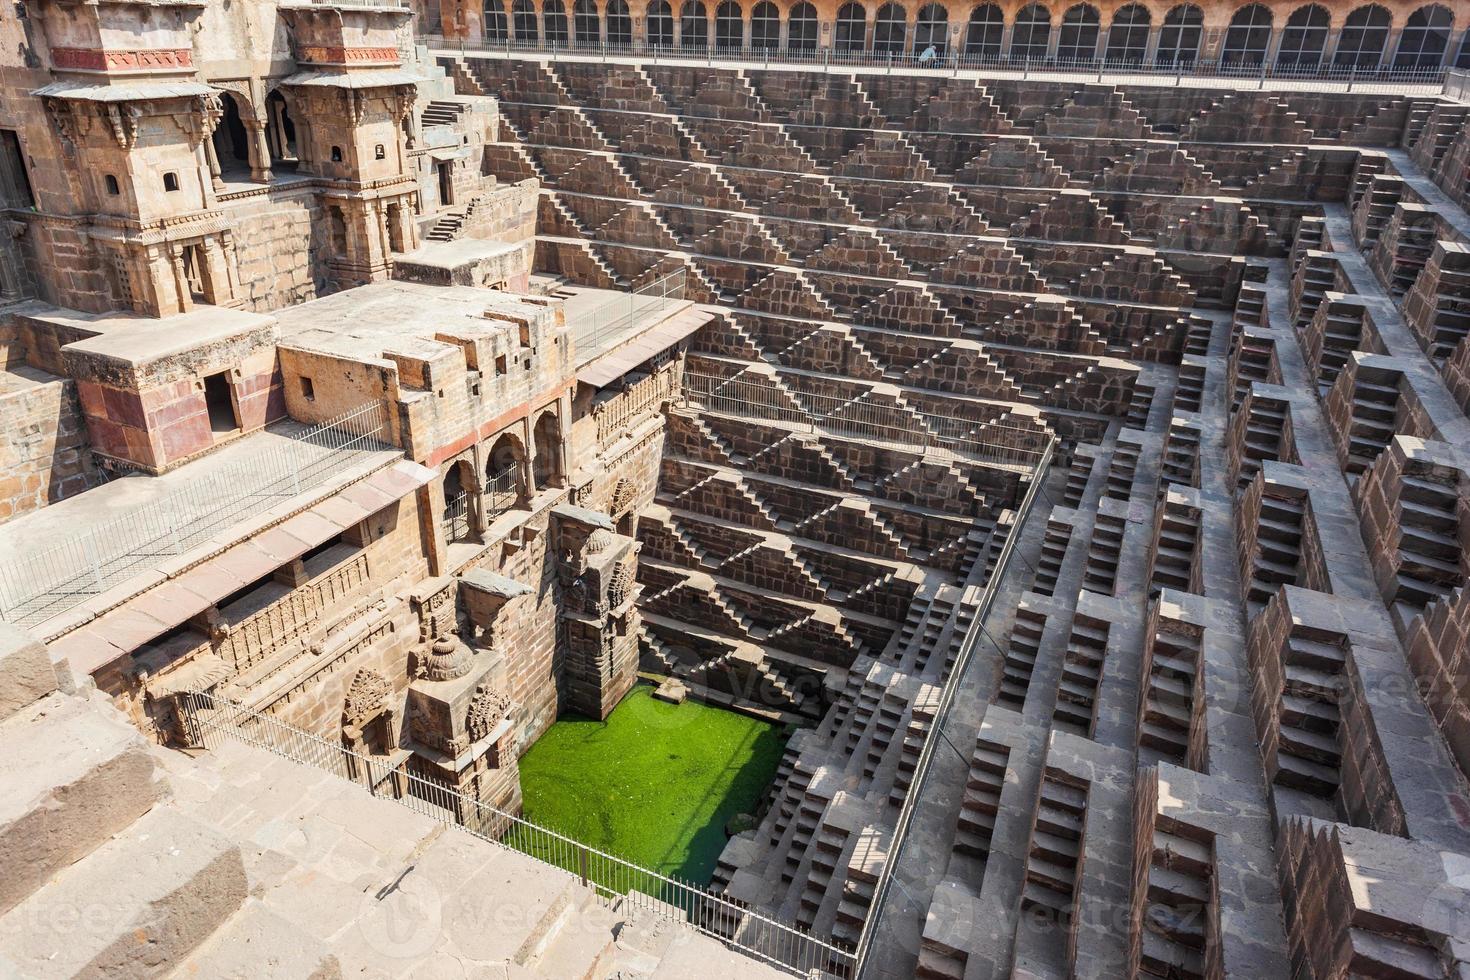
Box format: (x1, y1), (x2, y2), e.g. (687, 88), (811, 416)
(178, 689), (855, 979)
(572, 268), (688, 364)
(443, 489), (473, 543)
(1447, 69), (1470, 103)
(682, 370), (1052, 469)
(850, 433), (1056, 978)
(424, 32), (1452, 92)
(0, 402), (391, 628)
(484, 465), (520, 518)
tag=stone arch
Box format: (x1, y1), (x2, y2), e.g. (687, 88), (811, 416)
(788, 0), (818, 47)
(1058, 3), (1100, 60)
(966, 2), (1004, 55)
(486, 431), (526, 512)
(1334, 3), (1391, 68)
(442, 458), (477, 542)
(532, 410), (563, 490)
(211, 90), (251, 176)
(915, 2), (948, 53)
(836, 1), (868, 50)
(1395, 4), (1452, 68)
(1221, 2), (1273, 65)
(1278, 3), (1329, 67)
(1011, 2), (1052, 59)
(1104, 3), (1150, 62)
(1156, 2), (1201, 63)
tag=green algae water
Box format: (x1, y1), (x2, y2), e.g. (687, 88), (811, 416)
(514, 684), (787, 887)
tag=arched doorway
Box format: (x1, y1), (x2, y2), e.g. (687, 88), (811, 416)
(486, 433), (525, 514)
(1221, 4), (1272, 66)
(212, 92), (250, 177)
(265, 90), (297, 165)
(532, 412), (562, 490)
(751, 1), (779, 48)
(715, 0), (743, 49)
(1277, 4), (1329, 68)
(544, 0), (570, 42)
(442, 461), (476, 543)
(1395, 5), (1452, 68)
(1057, 4), (1100, 61)
(1334, 4), (1390, 69)
(607, 0), (632, 43)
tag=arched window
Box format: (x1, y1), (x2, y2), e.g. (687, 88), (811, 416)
(607, 0), (632, 42)
(442, 461), (476, 543)
(1277, 4), (1328, 67)
(1395, 4), (1452, 68)
(647, 0), (674, 43)
(715, 0), (743, 48)
(1156, 3), (1202, 64)
(1104, 4), (1149, 62)
(752, 1), (779, 47)
(1334, 4), (1390, 68)
(1058, 4), (1100, 61)
(965, 3), (1004, 56)
(484, 0), (509, 40)
(874, 3), (906, 53)
(544, 0), (570, 42)
(1011, 3), (1052, 60)
(836, 2), (867, 50)
(513, 0), (538, 40)
(1221, 3), (1272, 65)
(681, 0), (709, 46)
(914, 3), (948, 53)
(788, 1), (818, 48)
(574, 0), (600, 42)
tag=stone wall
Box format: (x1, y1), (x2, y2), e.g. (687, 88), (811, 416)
(0, 373), (98, 523)
(224, 185), (333, 313)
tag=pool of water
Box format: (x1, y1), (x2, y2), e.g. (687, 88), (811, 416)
(516, 685), (787, 885)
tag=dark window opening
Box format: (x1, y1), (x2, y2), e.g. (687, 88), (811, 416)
(330, 145), (343, 162)
(212, 93), (250, 175)
(164, 172), (180, 191)
(835, 2), (866, 50)
(300, 376), (316, 401)
(965, 4), (1004, 56)
(543, 0), (569, 42)
(105, 174), (120, 196)
(0, 130), (35, 209)
(788, 1), (818, 48)
(203, 371), (238, 433)
(681, 0), (708, 47)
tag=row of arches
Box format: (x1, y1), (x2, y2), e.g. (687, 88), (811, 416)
(478, 0), (1470, 68)
(440, 415), (563, 544)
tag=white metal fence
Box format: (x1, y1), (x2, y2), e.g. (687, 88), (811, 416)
(0, 403), (391, 628)
(572, 269), (688, 364)
(851, 434), (1056, 977)
(178, 689), (855, 979)
(682, 370), (1053, 469)
(426, 33), (1452, 93)
(1447, 69), (1470, 103)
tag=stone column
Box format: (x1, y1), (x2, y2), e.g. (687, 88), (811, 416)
(245, 119), (273, 183)
(201, 136), (224, 193)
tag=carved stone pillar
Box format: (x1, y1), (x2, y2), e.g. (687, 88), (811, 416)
(552, 504), (641, 720)
(245, 119), (273, 182)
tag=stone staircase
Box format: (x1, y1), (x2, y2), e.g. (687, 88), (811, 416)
(0, 626), (782, 980)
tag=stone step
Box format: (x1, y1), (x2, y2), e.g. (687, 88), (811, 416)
(0, 691), (166, 915)
(0, 807), (248, 978)
(167, 897), (343, 980)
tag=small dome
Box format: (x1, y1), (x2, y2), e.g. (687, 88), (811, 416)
(586, 528), (615, 553)
(422, 633), (473, 682)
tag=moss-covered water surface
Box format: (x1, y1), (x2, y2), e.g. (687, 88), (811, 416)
(515, 685), (787, 886)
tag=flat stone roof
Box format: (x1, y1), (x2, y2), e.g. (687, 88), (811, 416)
(271, 280), (553, 360)
(14, 302), (275, 376)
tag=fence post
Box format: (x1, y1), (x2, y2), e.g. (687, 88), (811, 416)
(579, 848), (590, 886)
